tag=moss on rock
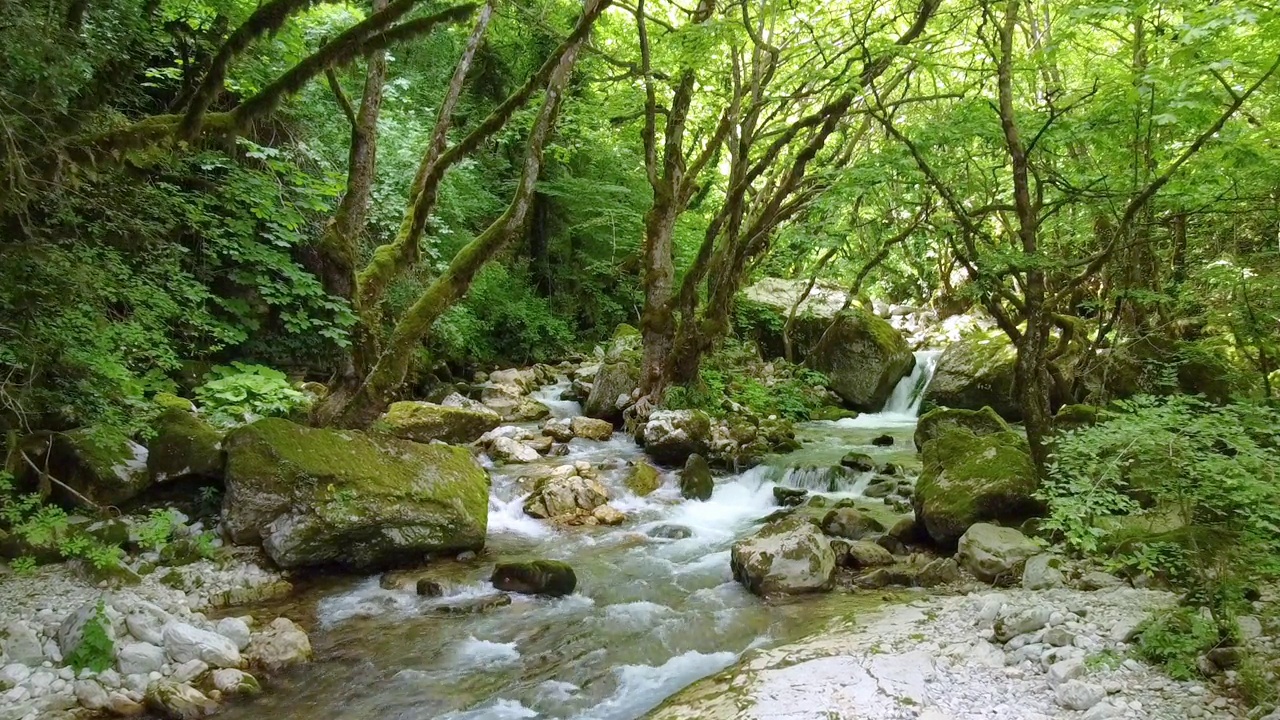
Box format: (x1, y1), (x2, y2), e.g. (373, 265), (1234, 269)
(921, 330), (1020, 420)
(147, 408), (224, 485)
(583, 362), (640, 425)
(914, 429), (1043, 547)
(913, 406), (1010, 451)
(223, 418), (490, 569)
(373, 401), (501, 445)
(806, 308), (914, 411)
(624, 460), (662, 496)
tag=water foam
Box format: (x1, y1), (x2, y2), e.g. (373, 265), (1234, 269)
(531, 380), (583, 420)
(453, 637), (522, 668)
(574, 650), (738, 720)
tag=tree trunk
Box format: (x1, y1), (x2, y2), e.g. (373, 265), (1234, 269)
(318, 0), (606, 427)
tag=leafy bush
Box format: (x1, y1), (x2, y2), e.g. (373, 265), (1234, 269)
(663, 340), (832, 421)
(1042, 396), (1280, 636)
(428, 264), (576, 367)
(1136, 607), (1221, 680)
(136, 509), (180, 553)
(64, 600), (115, 673)
(195, 362), (309, 427)
(0, 471), (123, 572)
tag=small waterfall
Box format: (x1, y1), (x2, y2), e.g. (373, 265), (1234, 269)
(531, 379), (582, 419)
(766, 464), (868, 493)
(832, 349), (941, 428)
(881, 349), (942, 416)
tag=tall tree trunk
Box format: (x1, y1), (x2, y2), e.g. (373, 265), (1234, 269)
(318, 0), (607, 427)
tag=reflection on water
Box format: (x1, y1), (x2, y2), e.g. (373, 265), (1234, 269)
(216, 363), (938, 720)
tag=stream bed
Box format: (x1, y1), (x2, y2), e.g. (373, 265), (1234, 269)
(214, 352), (941, 720)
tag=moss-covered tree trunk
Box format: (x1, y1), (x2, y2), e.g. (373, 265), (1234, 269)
(319, 0), (608, 427)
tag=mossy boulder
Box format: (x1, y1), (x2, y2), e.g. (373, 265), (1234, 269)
(491, 560), (577, 597)
(641, 410), (712, 466)
(583, 362), (640, 425)
(1052, 404), (1098, 434)
(373, 401), (501, 445)
(730, 515), (836, 596)
(19, 428), (151, 509)
(819, 507), (886, 540)
(147, 408), (224, 485)
(806, 308), (915, 411)
(680, 453), (714, 500)
(913, 406), (1010, 451)
(737, 278), (851, 361)
(921, 331), (1019, 420)
(222, 418), (490, 569)
(956, 523), (1040, 584)
(604, 323), (643, 362)
(624, 460), (662, 497)
(914, 429), (1043, 547)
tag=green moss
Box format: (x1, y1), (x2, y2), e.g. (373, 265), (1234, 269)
(806, 308), (913, 410)
(153, 392), (196, 412)
(913, 406), (1010, 450)
(1053, 404), (1098, 433)
(624, 461), (662, 496)
(372, 401), (500, 444)
(915, 429), (1041, 545)
(147, 408), (223, 483)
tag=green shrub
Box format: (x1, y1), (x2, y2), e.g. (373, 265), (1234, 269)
(1237, 654), (1279, 710)
(662, 340), (831, 421)
(194, 362), (309, 427)
(64, 600), (115, 673)
(1135, 607), (1219, 680)
(0, 471), (123, 571)
(1041, 396), (1280, 636)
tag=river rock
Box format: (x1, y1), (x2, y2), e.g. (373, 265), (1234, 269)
(648, 524), (693, 540)
(223, 418), (490, 569)
(74, 679), (111, 710)
(18, 428), (150, 509)
(917, 557), (962, 587)
(624, 460), (662, 496)
(209, 669), (260, 696)
(246, 618), (311, 671)
(479, 384), (524, 418)
(374, 400), (501, 444)
(680, 454), (714, 501)
(1, 621), (44, 666)
(819, 507), (885, 540)
(731, 516), (836, 596)
(542, 418), (575, 442)
(914, 429), (1042, 546)
(117, 642), (165, 675)
(839, 452), (875, 472)
(920, 331), (1019, 420)
(124, 601), (173, 646)
(773, 486), (807, 506)
(427, 593), (513, 616)
(523, 473), (609, 520)
(162, 622), (240, 668)
(913, 405), (1011, 451)
(490, 436), (540, 463)
(642, 410), (712, 466)
(957, 523), (1041, 584)
(583, 362), (639, 425)
(214, 618), (251, 652)
(145, 680), (216, 719)
(147, 407), (223, 485)
(846, 540), (894, 568)
(806, 307), (915, 412)
(569, 416), (613, 441)
(1022, 554), (1067, 590)
(491, 560), (577, 597)
(58, 600), (115, 663)
(1057, 680), (1106, 711)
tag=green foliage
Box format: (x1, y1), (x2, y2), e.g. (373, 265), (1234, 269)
(0, 471), (124, 571)
(195, 362), (309, 427)
(10, 556), (37, 576)
(663, 340), (832, 420)
(1135, 607), (1220, 680)
(1237, 654), (1279, 710)
(1042, 396), (1280, 635)
(64, 600), (116, 674)
(428, 264), (576, 367)
(136, 509), (179, 553)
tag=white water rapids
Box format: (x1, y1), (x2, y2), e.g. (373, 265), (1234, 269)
(216, 351), (941, 720)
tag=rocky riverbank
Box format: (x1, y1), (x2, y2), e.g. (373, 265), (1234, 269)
(0, 553), (309, 720)
(651, 586), (1254, 720)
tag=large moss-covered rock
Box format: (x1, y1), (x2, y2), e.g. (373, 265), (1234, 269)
(806, 308), (914, 411)
(222, 418), (489, 569)
(147, 408), (224, 484)
(914, 429), (1043, 547)
(604, 323), (642, 362)
(583, 362), (640, 425)
(731, 515), (836, 596)
(19, 428), (151, 508)
(737, 278), (850, 361)
(921, 331), (1019, 420)
(373, 401), (500, 445)
(642, 410), (712, 466)
(913, 406), (1010, 451)
(680, 453), (714, 500)
(491, 560), (577, 597)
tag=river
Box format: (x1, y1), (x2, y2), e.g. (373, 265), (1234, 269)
(215, 351), (941, 720)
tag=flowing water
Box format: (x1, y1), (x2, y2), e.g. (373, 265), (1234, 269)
(216, 351), (941, 720)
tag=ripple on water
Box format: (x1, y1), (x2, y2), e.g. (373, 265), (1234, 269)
(574, 650), (738, 720)
(454, 636), (522, 668)
(436, 698), (539, 720)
